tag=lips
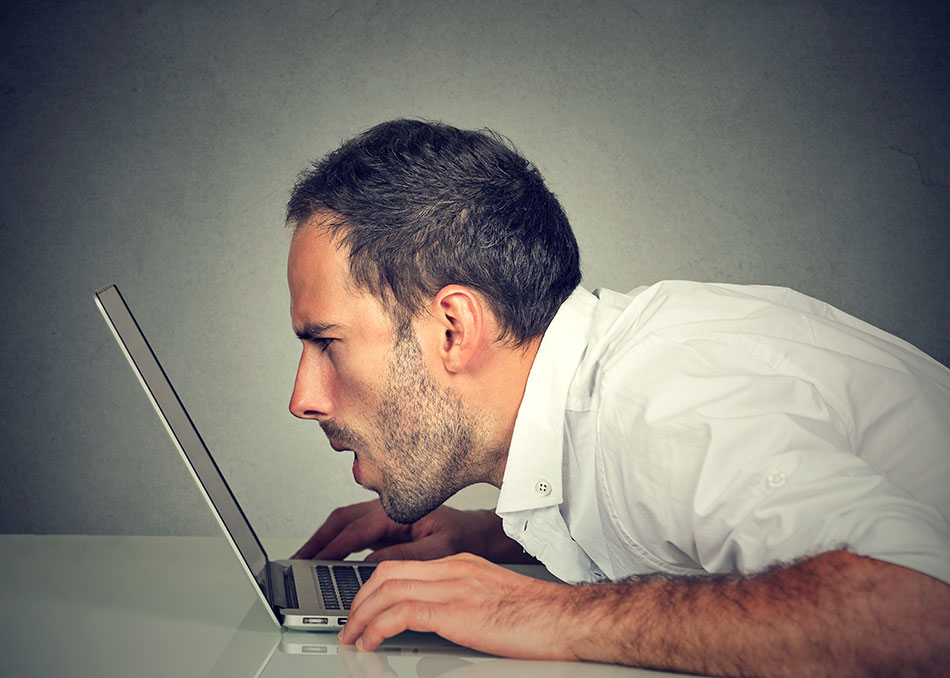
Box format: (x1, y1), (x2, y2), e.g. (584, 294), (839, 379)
(321, 425), (364, 485)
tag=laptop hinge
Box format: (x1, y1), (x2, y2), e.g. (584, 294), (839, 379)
(266, 561), (290, 609)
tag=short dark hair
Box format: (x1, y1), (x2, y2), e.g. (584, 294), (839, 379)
(286, 119), (581, 345)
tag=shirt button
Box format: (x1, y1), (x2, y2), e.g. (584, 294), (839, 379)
(535, 479), (552, 496)
(766, 470), (787, 489)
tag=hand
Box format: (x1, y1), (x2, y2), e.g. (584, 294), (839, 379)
(339, 553), (579, 660)
(292, 499), (530, 563)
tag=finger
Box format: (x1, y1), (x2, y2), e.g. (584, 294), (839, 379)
(347, 556), (485, 621)
(354, 599), (441, 651)
(341, 577), (454, 647)
(314, 509), (409, 560)
(366, 534), (454, 562)
(291, 499), (379, 559)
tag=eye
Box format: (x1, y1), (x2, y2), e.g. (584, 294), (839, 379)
(316, 338), (335, 352)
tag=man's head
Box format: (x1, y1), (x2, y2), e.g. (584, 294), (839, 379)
(286, 118), (581, 345)
(286, 119), (580, 522)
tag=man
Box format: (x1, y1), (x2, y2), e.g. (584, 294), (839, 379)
(284, 119), (950, 676)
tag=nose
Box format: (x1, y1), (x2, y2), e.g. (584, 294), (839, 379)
(289, 348), (331, 420)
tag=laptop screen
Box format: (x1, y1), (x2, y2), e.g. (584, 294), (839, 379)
(94, 284), (269, 582)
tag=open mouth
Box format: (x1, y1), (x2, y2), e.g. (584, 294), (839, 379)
(352, 455), (363, 485)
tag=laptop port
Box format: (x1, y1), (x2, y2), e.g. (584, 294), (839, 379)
(302, 617), (329, 625)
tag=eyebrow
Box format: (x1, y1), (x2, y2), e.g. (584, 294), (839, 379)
(293, 322), (341, 341)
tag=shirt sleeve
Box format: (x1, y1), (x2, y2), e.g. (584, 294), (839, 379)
(595, 335), (950, 584)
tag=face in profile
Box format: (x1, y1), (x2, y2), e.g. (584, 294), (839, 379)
(288, 222), (489, 523)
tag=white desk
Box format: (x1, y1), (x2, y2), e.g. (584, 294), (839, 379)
(0, 535), (701, 677)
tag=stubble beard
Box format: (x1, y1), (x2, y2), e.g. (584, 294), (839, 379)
(372, 326), (486, 524)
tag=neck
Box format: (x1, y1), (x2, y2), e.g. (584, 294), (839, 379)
(480, 335), (543, 488)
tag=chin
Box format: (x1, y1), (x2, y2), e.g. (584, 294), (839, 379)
(379, 492), (443, 525)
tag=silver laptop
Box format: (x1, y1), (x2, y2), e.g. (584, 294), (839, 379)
(95, 283), (374, 631)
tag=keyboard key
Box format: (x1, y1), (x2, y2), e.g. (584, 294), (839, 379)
(332, 566), (361, 609)
(358, 565), (376, 584)
(314, 565), (341, 610)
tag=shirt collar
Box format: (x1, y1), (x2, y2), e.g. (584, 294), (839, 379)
(495, 287), (597, 514)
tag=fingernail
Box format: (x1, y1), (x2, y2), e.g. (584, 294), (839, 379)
(355, 637), (364, 650)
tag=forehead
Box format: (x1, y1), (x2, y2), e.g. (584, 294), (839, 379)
(287, 221), (391, 335)
(287, 221), (347, 297)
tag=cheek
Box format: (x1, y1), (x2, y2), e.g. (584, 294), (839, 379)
(329, 363), (382, 414)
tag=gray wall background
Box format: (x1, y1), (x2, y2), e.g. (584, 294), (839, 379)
(2, 1), (948, 539)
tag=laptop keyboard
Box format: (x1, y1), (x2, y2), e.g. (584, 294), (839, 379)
(314, 564), (376, 610)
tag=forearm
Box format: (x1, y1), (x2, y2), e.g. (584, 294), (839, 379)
(568, 550), (950, 677)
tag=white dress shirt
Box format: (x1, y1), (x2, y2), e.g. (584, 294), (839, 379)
(495, 282), (950, 585)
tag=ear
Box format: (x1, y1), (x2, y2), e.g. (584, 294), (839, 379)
(430, 285), (488, 373)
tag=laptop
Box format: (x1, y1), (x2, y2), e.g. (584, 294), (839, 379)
(96, 284), (557, 633)
(95, 283), (376, 631)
